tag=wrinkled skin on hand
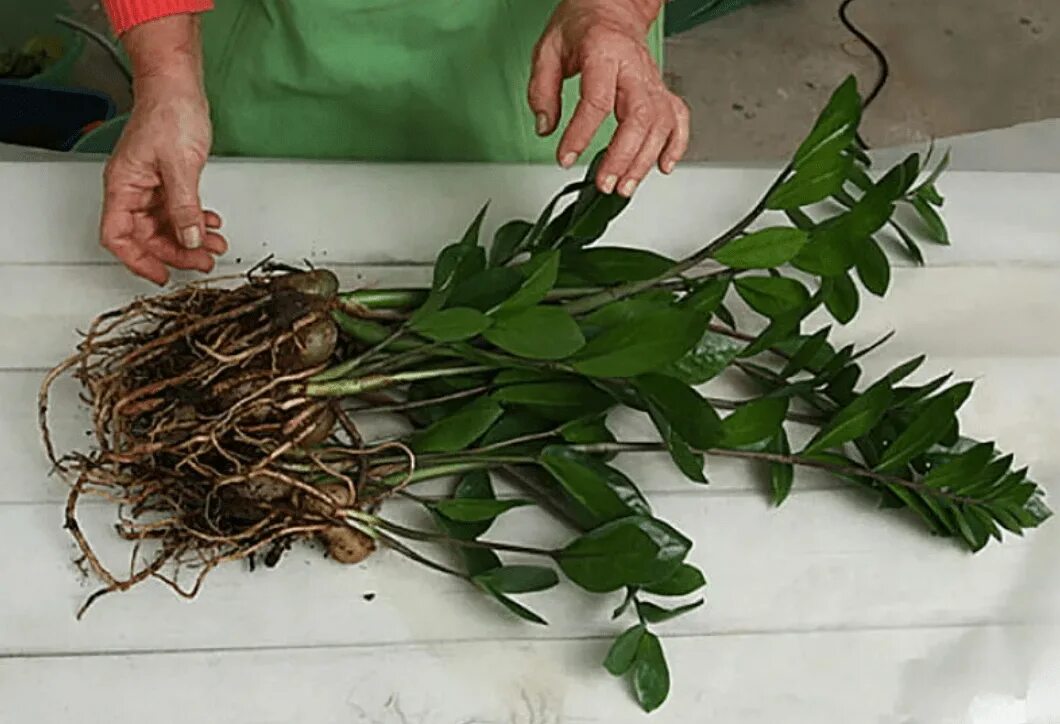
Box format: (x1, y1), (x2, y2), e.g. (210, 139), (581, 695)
(529, 0), (690, 197)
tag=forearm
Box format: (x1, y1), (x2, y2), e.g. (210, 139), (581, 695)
(123, 14), (205, 97)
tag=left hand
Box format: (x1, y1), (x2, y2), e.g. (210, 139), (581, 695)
(529, 0), (690, 197)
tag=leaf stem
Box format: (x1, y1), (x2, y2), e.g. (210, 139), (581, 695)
(369, 516), (558, 558)
(306, 364), (490, 397)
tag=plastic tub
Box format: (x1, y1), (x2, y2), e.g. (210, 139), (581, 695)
(0, 80), (115, 151)
(72, 111), (128, 154)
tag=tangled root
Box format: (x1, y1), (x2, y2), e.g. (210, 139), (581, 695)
(39, 268), (411, 616)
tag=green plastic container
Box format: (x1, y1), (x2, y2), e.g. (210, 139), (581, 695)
(0, 0), (85, 86)
(72, 112), (128, 153)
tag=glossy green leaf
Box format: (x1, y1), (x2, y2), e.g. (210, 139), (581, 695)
(892, 220), (925, 265)
(489, 219), (533, 266)
(572, 307), (703, 378)
(884, 355), (926, 385)
(641, 563), (707, 596)
(410, 307), (491, 342)
(458, 202), (489, 247)
(604, 625), (646, 676)
(563, 247), (675, 284)
(720, 397), (789, 448)
(540, 445), (650, 527)
(680, 276), (731, 317)
(411, 397), (504, 453)
(478, 409), (554, 448)
(922, 442), (995, 491)
(769, 431), (795, 505)
(823, 272), (859, 324)
(735, 276), (811, 318)
(792, 76), (862, 169)
(712, 227), (809, 269)
(460, 547), (502, 577)
(636, 598), (704, 624)
(565, 190), (631, 243)
(481, 586), (548, 625)
(803, 380), (892, 455)
(854, 237), (891, 296)
(911, 195), (950, 244)
(876, 394), (958, 472)
(653, 410), (707, 483)
(663, 330), (744, 385)
(632, 633), (671, 713)
(526, 181), (584, 249)
(473, 565), (559, 594)
(447, 267), (524, 311)
(634, 373), (723, 450)
(767, 155), (854, 210)
(493, 381), (613, 418)
(559, 415), (615, 445)
(779, 327), (832, 377)
(432, 470), (497, 541)
(580, 292), (676, 338)
(556, 515), (692, 593)
(495, 250), (560, 313)
(434, 498), (532, 522)
(412, 242), (487, 322)
(484, 306), (586, 360)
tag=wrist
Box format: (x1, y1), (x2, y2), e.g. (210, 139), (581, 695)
(124, 15), (205, 96)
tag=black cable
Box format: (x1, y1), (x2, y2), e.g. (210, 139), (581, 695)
(838, 0), (890, 111)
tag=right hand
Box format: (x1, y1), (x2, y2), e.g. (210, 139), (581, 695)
(101, 73), (226, 285)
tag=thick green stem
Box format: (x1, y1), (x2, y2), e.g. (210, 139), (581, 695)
(375, 459), (501, 488)
(306, 364), (490, 397)
(340, 289), (428, 310)
(368, 516), (557, 558)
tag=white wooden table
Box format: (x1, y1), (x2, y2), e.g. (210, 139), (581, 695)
(1, 152), (1059, 723)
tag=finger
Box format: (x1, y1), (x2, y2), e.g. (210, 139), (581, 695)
(660, 97), (691, 173)
(557, 58), (618, 167)
(141, 236), (217, 273)
(203, 232), (228, 255)
(104, 236), (170, 286)
(594, 89), (655, 193)
(204, 210), (223, 229)
(527, 34), (563, 137)
(618, 123), (671, 197)
(159, 156), (206, 250)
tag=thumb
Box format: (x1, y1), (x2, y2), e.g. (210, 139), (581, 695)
(160, 156), (206, 249)
(528, 34), (564, 136)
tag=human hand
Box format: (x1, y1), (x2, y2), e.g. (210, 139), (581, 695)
(529, 0), (690, 197)
(100, 15), (225, 285)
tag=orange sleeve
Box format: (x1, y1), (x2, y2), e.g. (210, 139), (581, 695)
(102, 0), (214, 35)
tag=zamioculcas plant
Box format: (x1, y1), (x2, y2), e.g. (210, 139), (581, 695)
(41, 76), (1049, 712)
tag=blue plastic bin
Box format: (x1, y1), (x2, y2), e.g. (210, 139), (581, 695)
(0, 80), (115, 151)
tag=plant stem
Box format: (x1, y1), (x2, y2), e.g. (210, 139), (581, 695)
(306, 364), (490, 397)
(314, 324), (411, 382)
(375, 460), (500, 488)
(563, 163), (794, 315)
(345, 385), (492, 414)
(340, 289), (428, 310)
(369, 516), (557, 558)
(372, 529), (471, 580)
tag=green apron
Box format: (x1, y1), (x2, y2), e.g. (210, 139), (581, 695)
(198, 0), (663, 162)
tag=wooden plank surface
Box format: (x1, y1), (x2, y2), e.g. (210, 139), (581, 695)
(1, 159), (1058, 722)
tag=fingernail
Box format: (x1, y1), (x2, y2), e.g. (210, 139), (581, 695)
(181, 225), (202, 249)
(560, 152), (578, 168)
(662, 159), (676, 174)
(620, 179), (638, 197)
(535, 112), (550, 135)
(601, 174), (618, 194)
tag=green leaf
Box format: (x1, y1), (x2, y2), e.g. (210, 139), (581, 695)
(922, 443), (994, 491)
(556, 515), (692, 593)
(572, 307), (703, 378)
(769, 431), (795, 505)
(779, 327), (832, 377)
(720, 397), (788, 448)
(854, 237), (891, 296)
(461, 547), (502, 577)
(580, 291), (675, 337)
(604, 625), (646, 676)
(917, 149), (950, 195)
(473, 565), (559, 594)
(735, 276), (811, 318)
(767, 155), (854, 210)
(563, 247), (675, 284)
(412, 242), (487, 322)
(447, 267), (524, 311)
(652, 410), (707, 483)
(480, 585), (548, 625)
(712, 227), (809, 269)
(740, 308), (806, 358)
(876, 394), (958, 472)
(489, 219), (533, 266)
(565, 191), (631, 243)
(559, 415), (615, 445)
(680, 276), (731, 317)
(432, 470), (497, 541)
(803, 380), (893, 455)
(822, 272), (859, 324)
(526, 181), (584, 249)
(663, 331), (744, 385)
(636, 598), (704, 624)
(641, 563), (707, 596)
(911, 196), (950, 244)
(918, 184), (944, 207)
(884, 355), (926, 385)
(892, 221), (925, 265)
(410, 307), (491, 342)
(792, 76), (862, 169)
(434, 498), (532, 522)
(632, 633), (671, 713)
(793, 216), (858, 276)
(540, 445), (650, 527)
(484, 306), (586, 360)
(495, 250), (560, 313)
(479, 409), (554, 447)
(412, 397), (504, 453)
(493, 381), (613, 419)
(458, 202), (490, 247)
(634, 373), (724, 450)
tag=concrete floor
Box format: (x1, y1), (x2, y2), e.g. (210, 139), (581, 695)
(54, 0), (1060, 162)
